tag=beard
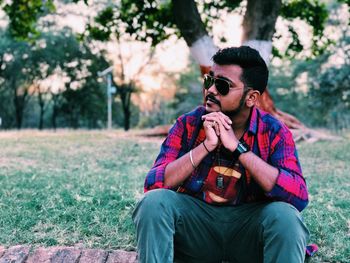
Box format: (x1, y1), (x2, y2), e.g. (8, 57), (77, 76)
(222, 89), (249, 117)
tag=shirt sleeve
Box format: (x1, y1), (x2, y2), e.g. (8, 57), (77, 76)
(144, 116), (185, 192)
(265, 126), (309, 211)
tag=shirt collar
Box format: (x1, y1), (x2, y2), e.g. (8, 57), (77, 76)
(247, 106), (258, 135)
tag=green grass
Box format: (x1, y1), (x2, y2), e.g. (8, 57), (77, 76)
(299, 137), (350, 263)
(0, 130), (159, 251)
(0, 130), (349, 262)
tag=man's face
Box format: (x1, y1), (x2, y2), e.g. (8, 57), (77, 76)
(204, 64), (247, 117)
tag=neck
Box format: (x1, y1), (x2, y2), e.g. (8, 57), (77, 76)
(230, 107), (252, 133)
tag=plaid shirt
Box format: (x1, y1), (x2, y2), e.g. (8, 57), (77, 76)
(144, 106), (309, 212)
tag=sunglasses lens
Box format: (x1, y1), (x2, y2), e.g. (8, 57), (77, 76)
(203, 75), (214, 90)
(214, 78), (230, 95)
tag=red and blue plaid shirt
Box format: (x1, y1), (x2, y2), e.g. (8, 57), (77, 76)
(144, 106), (309, 212)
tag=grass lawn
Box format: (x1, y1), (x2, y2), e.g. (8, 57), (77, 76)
(0, 130), (349, 262)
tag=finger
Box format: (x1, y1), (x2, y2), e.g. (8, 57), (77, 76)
(202, 112), (218, 119)
(215, 118), (226, 134)
(202, 116), (219, 123)
(203, 120), (215, 130)
(218, 112), (232, 125)
(213, 121), (220, 136)
(217, 115), (231, 130)
(201, 112), (221, 122)
(203, 116), (230, 130)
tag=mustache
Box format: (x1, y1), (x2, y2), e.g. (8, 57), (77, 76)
(205, 94), (221, 107)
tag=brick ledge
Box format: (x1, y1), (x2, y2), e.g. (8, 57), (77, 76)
(0, 245), (137, 263)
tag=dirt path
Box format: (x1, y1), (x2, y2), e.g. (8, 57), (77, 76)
(0, 245), (137, 263)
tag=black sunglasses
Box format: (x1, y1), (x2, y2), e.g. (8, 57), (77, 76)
(203, 74), (235, 96)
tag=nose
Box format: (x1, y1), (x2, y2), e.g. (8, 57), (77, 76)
(207, 82), (218, 95)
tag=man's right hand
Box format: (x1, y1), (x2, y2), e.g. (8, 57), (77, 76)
(203, 119), (219, 152)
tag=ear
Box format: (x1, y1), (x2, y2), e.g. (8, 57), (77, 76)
(245, 89), (260, 108)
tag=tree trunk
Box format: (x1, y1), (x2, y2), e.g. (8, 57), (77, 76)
(38, 91), (45, 130)
(172, 0), (207, 46)
(120, 88), (131, 131)
(124, 108), (130, 131)
(12, 80), (27, 130)
(52, 94), (58, 130)
(172, 0), (217, 74)
(242, 0), (282, 42)
(14, 94), (23, 130)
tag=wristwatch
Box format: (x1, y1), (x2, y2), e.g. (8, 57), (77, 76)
(232, 141), (250, 159)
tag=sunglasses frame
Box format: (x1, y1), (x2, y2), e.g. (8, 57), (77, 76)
(203, 74), (236, 96)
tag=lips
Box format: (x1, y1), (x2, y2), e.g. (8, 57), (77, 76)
(206, 94), (221, 107)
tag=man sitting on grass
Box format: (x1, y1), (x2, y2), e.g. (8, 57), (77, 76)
(133, 46), (310, 263)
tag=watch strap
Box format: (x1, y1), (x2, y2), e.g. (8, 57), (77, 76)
(232, 141), (250, 159)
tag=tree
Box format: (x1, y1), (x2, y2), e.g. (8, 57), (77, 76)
(302, 3), (350, 129)
(85, 7), (156, 131)
(0, 0), (55, 40)
(0, 31), (36, 129)
(266, 2), (349, 131)
(0, 27), (110, 129)
(39, 29), (110, 129)
(115, 0), (338, 130)
(2, 0), (349, 131)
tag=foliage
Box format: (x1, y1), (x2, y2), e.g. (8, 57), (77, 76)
(279, 0), (333, 57)
(0, 0), (144, 130)
(138, 100), (175, 128)
(269, 52), (350, 129)
(90, 0), (336, 58)
(0, 86), (14, 127)
(0, 130), (349, 262)
(77, 1), (150, 131)
(51, 31), (111, 129)
(78, 1), (176, 46)
(309, 63), (350, 129)
(170, 61), (204, 117)
(0, 30), (38, 128)
(2, 0), (346, 58)
(268, 56), (327, 127)
(1, 0), (55, 40)
(268, 1), (350, 129)
(1, 0), (349, 130)
(137, 62), (204, 128)
(0, 28), (112, 129)
(118, 0), (176, 45)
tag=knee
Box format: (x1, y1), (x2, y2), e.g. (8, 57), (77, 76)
(139, 188), (176, 210)
(132, 189), (177, 222)
(261, 202), (309, 241)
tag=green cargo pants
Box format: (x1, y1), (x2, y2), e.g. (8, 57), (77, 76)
(132, 189), (309, 263)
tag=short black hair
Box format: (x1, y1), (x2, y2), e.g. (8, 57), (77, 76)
(212, 46), (268, 94)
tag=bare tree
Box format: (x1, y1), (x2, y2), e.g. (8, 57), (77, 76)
(113, 34), (155, 130)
